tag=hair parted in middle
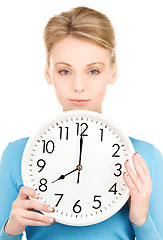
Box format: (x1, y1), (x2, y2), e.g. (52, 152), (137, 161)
(43, 6), (116, 66)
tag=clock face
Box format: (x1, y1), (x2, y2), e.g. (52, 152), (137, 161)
(22, 110), (135, 226)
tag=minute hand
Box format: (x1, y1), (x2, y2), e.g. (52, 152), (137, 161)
(77, 135), (84, 184)
(78, 135), (83, 166)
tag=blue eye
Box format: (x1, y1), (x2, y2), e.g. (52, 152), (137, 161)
(89, 69), (99, 75)
(59, 70), (70, 75)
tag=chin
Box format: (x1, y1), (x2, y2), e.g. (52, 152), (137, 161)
(63, 106), (101, 113)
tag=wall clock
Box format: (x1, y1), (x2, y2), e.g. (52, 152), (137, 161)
(22, 110), (135, 226)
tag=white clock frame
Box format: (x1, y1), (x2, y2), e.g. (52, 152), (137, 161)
(21, 110), (135, 226)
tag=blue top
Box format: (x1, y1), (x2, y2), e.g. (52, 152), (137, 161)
(0, 137), (163, 240)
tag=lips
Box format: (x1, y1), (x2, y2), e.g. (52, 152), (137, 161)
(71, 99), (89, 102)
(70, 99), (90, 106)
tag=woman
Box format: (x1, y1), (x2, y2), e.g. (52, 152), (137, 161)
(0, 6), (163, 240)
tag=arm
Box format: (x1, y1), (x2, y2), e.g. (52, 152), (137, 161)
(132, 214), (162, 239)
(0, 141), (55, 239)
(0, 143), (23, 239)
(124, 144), (163, 239)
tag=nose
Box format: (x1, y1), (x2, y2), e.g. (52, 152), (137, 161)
(73, 74), (85, 92)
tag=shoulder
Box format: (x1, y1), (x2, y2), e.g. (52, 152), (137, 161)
(129, 137), (162, 158)
(2, 137), (29, 170)
(1, 137), (29, 163)
(129, 137), (163, 175)
(7, 137), (29, 152)
(0, 138), (29, 190)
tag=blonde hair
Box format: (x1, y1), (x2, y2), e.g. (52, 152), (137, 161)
(43, 6), (116, 66)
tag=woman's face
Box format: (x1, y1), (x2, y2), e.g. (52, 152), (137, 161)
(45, 36), (117, 113)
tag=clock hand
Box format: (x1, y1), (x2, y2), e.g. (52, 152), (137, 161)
(77, 134), (84, 184)
(52, 133), (84, 184)
(51, 167), (79, 184)
(77, 171), (80, 184)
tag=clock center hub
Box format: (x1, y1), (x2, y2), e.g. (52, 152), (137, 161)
(76, 165), (83, 171)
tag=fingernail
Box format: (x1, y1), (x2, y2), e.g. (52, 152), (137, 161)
(133, 152), (139, 158)
(136, 152), (140, 156)
(123, 172), (129, 177)
(125, 160), (129, 164)
(48, 206), (55, 212)
(35, 193), (39, 199)
(49, 218), (55, 223)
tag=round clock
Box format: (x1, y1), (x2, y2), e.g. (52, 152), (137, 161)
(21, 110), (135, 226)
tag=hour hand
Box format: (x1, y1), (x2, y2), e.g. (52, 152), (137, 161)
(51, 167), (78, 184)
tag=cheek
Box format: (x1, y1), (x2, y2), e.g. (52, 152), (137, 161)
(52, 80), (69, 96)
(93, 79), (108, 99)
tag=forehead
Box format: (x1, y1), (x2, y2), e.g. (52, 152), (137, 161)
(50, 36), (110, 65)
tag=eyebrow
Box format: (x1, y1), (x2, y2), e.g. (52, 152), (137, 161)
(87, 62), (105, 67)
(54, 62), (105, 67)
(55, 62), (71, 66)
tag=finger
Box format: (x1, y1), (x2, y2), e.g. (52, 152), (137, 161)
(18, 208), (55, 224)
(124, 160), (143, 193)
(132, 153), (147, 184)
(18, 186), (38, 200)
(18, 199), (55, 213)
(17, 215), (55, 227)
(123, 172), (138, 195)
(133, 153), (151, 180)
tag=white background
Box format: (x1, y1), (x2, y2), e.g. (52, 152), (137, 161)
(0, 0), (162, 239)
(0, 0), (162, 153)
(1, 0), (163, 153)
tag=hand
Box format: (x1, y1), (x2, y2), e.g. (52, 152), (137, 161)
(51, 167), (78, 183)
(77, 134), (84, 183)
(4, 186), (55, 236)
(123, 152), (152, 226)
